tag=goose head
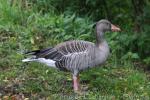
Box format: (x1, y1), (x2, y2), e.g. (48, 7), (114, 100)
(96, 19), (121, 33)
(95, 19), (120, 43)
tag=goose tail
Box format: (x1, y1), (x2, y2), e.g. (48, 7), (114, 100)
(22, 57), (37, 62)
(22, 48), (57, 68)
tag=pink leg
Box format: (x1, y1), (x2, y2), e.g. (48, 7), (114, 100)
(73, 74), (80, 91)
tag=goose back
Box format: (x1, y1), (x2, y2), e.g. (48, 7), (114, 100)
(55, 40), (93, 54)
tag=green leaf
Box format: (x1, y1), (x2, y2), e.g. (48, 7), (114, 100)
(131, 53), (139, 59)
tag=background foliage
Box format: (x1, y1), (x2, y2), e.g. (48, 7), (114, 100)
(0, 0), (150, 99)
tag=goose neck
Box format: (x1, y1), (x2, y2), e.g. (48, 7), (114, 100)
(95, 31), (105, 45)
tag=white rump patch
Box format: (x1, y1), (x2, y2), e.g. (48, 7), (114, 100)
(22, 58), (56, 68)
(22, 58), (36, 62)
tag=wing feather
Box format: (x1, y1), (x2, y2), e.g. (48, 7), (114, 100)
(55, 40), (94, 54)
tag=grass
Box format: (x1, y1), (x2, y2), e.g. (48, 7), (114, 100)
(0, 0), (150, 99)
(0, 61), (150, 99)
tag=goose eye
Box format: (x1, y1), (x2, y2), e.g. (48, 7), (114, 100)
(107, 23), (111, 28)
(107, 23), (109, 26)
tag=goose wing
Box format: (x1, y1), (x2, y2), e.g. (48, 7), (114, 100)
(24, 47), (64, 61)
(55, 40), (94, 55)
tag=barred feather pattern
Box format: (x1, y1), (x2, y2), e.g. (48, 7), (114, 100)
(55, 40), (110, 73)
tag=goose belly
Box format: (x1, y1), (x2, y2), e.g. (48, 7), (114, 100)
(56, 52), (90, 71)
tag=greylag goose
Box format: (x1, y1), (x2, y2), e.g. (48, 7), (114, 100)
(22, 19), (120, 92)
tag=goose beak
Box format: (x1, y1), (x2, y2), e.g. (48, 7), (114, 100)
(111, 24), (121, 32)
